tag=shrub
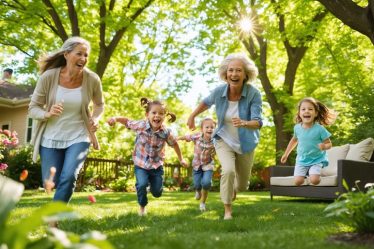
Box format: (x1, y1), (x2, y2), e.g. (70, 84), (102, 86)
(324, 181), (374, 233)
(6, 145), (42, 189)
(108, 168), (133, 192)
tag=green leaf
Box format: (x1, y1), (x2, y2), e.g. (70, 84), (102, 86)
(2, 202), (73, 249)
(0, 175), (24, 227)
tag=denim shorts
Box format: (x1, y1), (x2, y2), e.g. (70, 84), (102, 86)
(294, 163), (322, 177)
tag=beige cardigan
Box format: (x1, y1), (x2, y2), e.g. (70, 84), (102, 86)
(28, 67), (104, 162)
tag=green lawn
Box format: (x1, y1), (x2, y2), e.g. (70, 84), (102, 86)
(8, 191), (370, 249)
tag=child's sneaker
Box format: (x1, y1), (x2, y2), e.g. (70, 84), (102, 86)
(199, 203), (206, 212)
(195, 191), (201, 200)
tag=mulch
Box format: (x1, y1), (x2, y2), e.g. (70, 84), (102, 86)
(328, 232), (374, 247)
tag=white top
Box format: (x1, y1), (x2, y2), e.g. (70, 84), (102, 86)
(217, 101), (242, 154)
(41, 85), (89, 148)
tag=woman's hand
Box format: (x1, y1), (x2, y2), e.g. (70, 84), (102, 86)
(232, 117), (245, 127)
(107, 117), (116, 126)
(89, 118), (99, 132)
(180, 159), (188, 168)
(187, 115), (196, 130)
(45, 102), (64, 118)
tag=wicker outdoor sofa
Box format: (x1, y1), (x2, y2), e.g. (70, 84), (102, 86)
(269, 138), (374, 200)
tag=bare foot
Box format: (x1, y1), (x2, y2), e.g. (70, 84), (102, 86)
(138, 206), (147, 216)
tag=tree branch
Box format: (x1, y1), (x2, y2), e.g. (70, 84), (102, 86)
(317, 0), (374, 45)
(95, 0), (155, 77)
(41, 0), (68, 40)
(66, 0), (80, 36)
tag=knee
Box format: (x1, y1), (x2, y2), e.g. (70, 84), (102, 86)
(294, 178), (305, 186)
(151, 188), (163, 198)
(59, 174), (77, 185)
(310, 177), (321, 185)
(201, 181), (212, 190)
(136, 181), (148, 190)
(221, 170), (235, 179)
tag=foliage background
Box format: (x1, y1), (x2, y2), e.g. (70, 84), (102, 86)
(0, 0), (373, 169)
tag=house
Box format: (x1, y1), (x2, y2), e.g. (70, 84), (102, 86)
(0, 81), (34, 145)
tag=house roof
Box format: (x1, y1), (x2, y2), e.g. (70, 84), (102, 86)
(0, 81), (34, 108)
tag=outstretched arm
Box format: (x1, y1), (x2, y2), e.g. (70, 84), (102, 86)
(177, 135), (187, 141)
(107, 116), (128, 126)
(173, 142), (188, 167)
(280, 137), (298, 164)
(187, 102), (209, 130)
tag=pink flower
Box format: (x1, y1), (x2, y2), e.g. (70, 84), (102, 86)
(2, 130), (11, 137)
(11, 131), (18, 138)
(2, 139), (11, 146)
(11, 138), (19, 146)
(0, 163), (8, 171)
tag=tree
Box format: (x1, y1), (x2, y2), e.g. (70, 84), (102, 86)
(0, 0), (155, 78)
(316, 0), (374, 45)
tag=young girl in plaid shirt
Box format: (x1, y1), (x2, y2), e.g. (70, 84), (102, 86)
(107, 98), (187, 216)
(178, 118), (216, 212)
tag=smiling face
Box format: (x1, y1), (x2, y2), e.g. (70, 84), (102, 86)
(201, 119), (216, 140)
(226, 59), (246, 87)
(64, 44), (89, 73)
(146, 104), (166, 131)
(298, 101), (318, 127)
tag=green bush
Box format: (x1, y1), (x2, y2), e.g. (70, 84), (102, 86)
(5, 145), (42, 189)
(324, 181), (374, 233)
(108, 168), (133, 192)
(249, 175), (265, 191)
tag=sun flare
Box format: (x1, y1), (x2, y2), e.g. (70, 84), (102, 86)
(239, 17), (253, 34)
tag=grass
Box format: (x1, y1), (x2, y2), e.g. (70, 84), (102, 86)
(7, 191), (371, 249)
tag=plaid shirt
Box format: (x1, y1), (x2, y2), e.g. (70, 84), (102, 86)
(125, 120), (176, 170)
(183, 133), (215, 171)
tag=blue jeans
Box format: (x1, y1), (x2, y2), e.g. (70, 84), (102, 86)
(135, 166), (164, 207)
(40, 142), (90, 203)
(193, 168), (213, 191)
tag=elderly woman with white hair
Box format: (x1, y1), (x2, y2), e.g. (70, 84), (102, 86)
(29, 37), (104, 203)
(187, 53), (263, 220)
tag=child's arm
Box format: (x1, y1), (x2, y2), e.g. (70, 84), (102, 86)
(319, 138), (332, 151)
(172, 142), (188, 168)
(280, 137), (298, 164)
(177, 135), (187, 141)
(107, 116), (128, 126)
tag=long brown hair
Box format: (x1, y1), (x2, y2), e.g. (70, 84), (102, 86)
(295, 97), (337, 126)
(38, 37), (91, 74)
(140, 97), (176, 123)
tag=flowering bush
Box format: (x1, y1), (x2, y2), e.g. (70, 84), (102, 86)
(0, 129), (19, 175)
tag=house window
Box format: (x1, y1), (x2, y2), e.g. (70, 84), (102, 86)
(26, 118), (33, 143)
(1, 123), (10, 130)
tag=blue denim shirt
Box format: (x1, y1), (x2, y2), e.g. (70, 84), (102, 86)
(203, 83), (262, 153)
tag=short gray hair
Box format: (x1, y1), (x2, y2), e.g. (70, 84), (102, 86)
(218, 53), (258, 84)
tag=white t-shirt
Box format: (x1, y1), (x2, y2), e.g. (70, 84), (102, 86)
(41, 85), (89, 148)
(217, 101), (242, 154)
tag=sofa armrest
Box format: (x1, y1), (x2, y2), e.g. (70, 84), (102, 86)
(270, 165), (294, 177)
(338, 159), (374, 190)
